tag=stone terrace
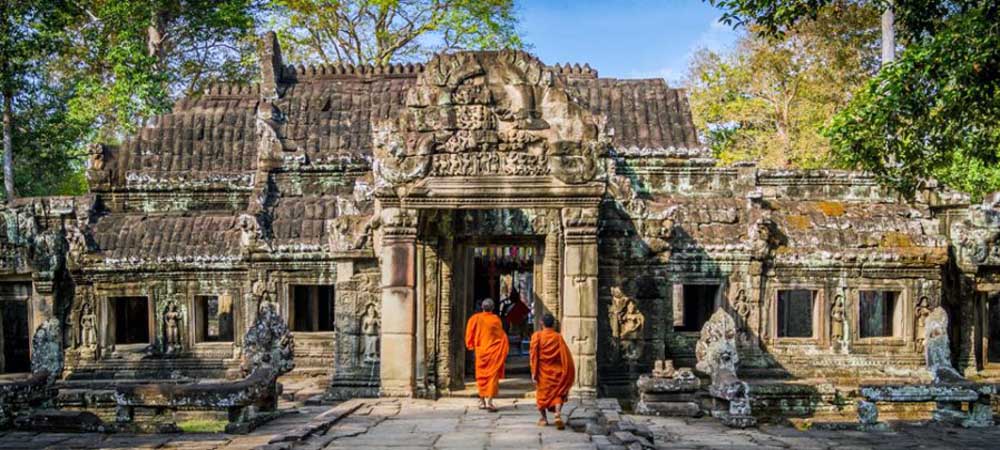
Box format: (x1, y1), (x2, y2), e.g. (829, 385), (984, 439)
(4, 399), (1000, 449)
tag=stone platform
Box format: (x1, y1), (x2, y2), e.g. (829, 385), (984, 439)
(3, 398), (1000, 449)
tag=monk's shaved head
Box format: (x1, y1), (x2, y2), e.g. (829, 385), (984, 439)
(481, 298), (495, 312)
(543, 313), (555, 328)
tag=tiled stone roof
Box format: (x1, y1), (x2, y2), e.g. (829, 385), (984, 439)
(93, 55), (701, 191)
(91, 214), (243, 263)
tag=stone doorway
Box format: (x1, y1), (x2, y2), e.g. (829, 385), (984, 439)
(378, 203), (601, 399)
(0, 282), (31, 374)
(987, 293), (1000, 364)
(457, 241), (543, 397)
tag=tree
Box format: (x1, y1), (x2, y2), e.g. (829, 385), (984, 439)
(709, 0), (1000, 199)
(61, 1), (264, 141)
(686, 2), (880, 168)
(0, 1), (263, 199)
(0, 1), (74, 202)
(270, 0), (523, 65)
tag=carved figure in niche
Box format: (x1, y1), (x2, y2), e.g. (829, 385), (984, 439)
(732, 289), (750, 323)
(731, 289), (752, 344)
(65, 224), (88, 264)
(238, 214), (260, 248)
(610, 287), (644, 363)
(831, 294), (846, 343)
(163, 301), (182, 354)
(80, 301), (98, 355)
(361, 302), (380, 363)
(915, 296), (931, 349)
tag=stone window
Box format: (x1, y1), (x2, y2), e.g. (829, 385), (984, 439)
(858, 290), (900, 338)
(112, 296), (150, 345)
(777, 290), (815, 338)
(290, 285), (335, 332)
(195, 295), (234, 343)
(674, 284), (719, 332)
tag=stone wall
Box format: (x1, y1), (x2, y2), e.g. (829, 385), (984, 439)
(0, 33), (998, 414)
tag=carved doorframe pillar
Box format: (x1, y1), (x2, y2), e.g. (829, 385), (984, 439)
(561, 206), (600, 399)
(378, 207), (419, 396)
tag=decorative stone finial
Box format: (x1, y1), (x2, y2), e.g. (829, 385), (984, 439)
(258, 31), (284, 99)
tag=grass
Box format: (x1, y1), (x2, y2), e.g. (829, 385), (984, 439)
(176, 418), (228, 433)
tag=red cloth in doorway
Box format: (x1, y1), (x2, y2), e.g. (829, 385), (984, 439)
(506, 299), (530, 327)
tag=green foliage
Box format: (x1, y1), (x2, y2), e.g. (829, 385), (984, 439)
(0, 1), (78, 200)
(1, 1), (263, 198)
(270, 0), (523, 65)
(3, 0), (526, 198)
(709, 0), (1000, 199)
(61, 1), (264, 140)
(827, 4), (1000, 198)
(686, 2), (880, 168)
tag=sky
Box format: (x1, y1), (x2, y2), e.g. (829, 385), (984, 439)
(519, 0), (741, 85)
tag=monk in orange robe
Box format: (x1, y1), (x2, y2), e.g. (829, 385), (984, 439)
(465, 298), (509, 412)
(530, 313), (575, 429)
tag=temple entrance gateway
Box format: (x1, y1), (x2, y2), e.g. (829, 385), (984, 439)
(372, 50), (608, 398)
(461, 243), (541, 394)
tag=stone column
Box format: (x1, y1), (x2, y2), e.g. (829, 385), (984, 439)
(562, 207), (600, 399)
(379, 207), (419, 396)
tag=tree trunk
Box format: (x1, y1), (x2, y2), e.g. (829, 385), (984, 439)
(881, 5), (895, 65)
(2, 90), (14, 203)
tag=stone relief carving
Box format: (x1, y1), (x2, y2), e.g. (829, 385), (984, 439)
(327, 216), (374, 252)
(241, 301), (294, 377)
(924, 306), (963, 383)
(830, 294), (846, 344)
(80, 300), (99, 358)
(371, 50), (606, 189)
(361, 302), (380, 364)
(65, 222), (89, 268)
(31, 318), (63, 384)
(694, 309), (755, 428)
(163, 300), (183, 354)
(238, 213), (264, 250)
(749, 217), (781, 258)
(609, 287), (644, 363)
(915, 296), (931, 350)
(696, 309), (739, 376)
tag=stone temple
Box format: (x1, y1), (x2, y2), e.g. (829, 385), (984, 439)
(1, 33), (1000, 425)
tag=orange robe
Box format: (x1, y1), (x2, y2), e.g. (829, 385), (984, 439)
(530, 328), (575, 411)
(465, 312), (509, 398)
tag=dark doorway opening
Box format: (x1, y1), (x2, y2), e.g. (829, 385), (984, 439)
(290, 285), (335, 332)
(113, 296), (150, 345)
(988, 294), (1000, 364)
(675, 284), (719, 332)
(0, 282), (31, 374)
(465, 244), (537, 386)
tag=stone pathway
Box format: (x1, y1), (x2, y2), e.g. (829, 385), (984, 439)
(297, 398), (595, 450)
(630, 414), (1000, 449)
(3, 398), (1000, 449)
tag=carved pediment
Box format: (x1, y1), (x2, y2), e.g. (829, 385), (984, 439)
(373, 50), (608, 189)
